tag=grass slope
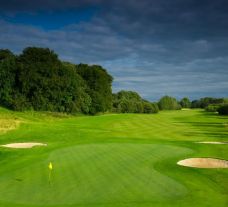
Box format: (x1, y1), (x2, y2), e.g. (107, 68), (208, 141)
(0, 108), (227, 207)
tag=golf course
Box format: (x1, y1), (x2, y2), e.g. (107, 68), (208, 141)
(0, 107), (227, 207)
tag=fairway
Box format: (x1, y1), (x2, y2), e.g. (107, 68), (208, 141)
(0, 109), (227, 207)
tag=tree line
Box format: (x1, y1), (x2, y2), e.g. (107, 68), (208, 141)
(0, 47), (112, 114)
(0, 47), (227, 115)
(168, 96), (228, 115)
(190, 97), (228, 115)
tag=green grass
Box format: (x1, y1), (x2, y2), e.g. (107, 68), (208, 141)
(0, 108), (227, 207)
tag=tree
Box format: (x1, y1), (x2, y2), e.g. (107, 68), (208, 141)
(143, 101), (159, 113)
(0, 51), (16, 108)
(217, 105), (228, 115)
(1, 47), (161, 115)
(0, 47), (92, 113)
(0, 49), (14, 61)
(191, 100), (201, 108)
(158, 96), (181, 110)
(76, 64), (113, 114)
(180, 97), (191, 108)
(113, 90), (141, 113)
(191, 97), (226, 108)
(112, 90), (159, 113)
(205, 104), (222, 112)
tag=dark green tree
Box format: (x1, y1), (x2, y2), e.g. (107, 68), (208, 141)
(0, 49), (14, 61)
(191, 97), (226, 108)
(205, 104), (222, 112)
(113, 90), (142, 113)
(0, 47), (161, 115)
(217, 105), (228, 115)
(76, 64), (113, 114)
(0, 47), (92, 113)
(112, 90), (158, 113)
(180, 97), (191, 108)
(143, 101), (159, 113)
(191, 100), (201, 108)
(158, 96), (181, 110)
(0, 50), (17, 108)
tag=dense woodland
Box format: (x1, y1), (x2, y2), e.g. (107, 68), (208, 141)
(0, 47), (227, 115)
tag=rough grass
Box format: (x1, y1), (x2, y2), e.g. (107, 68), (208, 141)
(0, 118), (20, 134)
(0, 107), (227, 207)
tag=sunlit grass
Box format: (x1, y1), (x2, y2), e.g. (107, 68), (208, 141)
(0, 108), (227, 207)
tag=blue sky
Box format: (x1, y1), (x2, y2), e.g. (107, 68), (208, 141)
(0, 0), (228, 101)
(0, 8), (96, 29)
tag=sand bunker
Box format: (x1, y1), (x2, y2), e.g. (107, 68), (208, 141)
(177, 158), (228, 168)
(1, 142), (47, 149)
(196, 141), (228, 145)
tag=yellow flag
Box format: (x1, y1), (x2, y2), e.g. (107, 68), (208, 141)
(48, 162), (53, 170)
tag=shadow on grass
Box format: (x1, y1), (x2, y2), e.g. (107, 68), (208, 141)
(182, 131), (228, 139)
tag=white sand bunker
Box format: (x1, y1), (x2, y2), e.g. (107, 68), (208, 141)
(196, 141), (228, 145)
(1, 142), (47, 149)
(177, 158), (228, 168)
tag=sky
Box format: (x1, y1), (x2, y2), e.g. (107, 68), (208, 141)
(0, 0), (228, 101)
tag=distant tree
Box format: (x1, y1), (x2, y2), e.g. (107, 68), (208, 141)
(191, 100), (201, 108)
(217, 105), (228, 115)
(199, 97), (224, 108)
(205, 104), (222, 112)
(180, 97), (191, 108)
(118, 99), (133, 113)
(0, 47), (91, 113)
(224, 98), (228, 104)
(0, 49), (14, 61)
(143, 101), (159, 113)
(113, 90), (141, 113)
(112, 90), (158, 113)
(76, 64), (113, 114)
(158, 96), (181, 110)
(0, 52), (16, 108)
(151, 102), (159, 113)
(116, 90), (142, 101)
(0, 47), (165, 115)
(191, 97), (226, 108)
(135, 101), (144, 113)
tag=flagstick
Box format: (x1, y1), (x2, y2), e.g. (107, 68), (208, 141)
(48, 162), (53, 186)
(48, 169), (52, 185)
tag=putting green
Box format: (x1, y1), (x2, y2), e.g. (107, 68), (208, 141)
(0, 108), (227, 207)
(0, 144), (191, 205)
